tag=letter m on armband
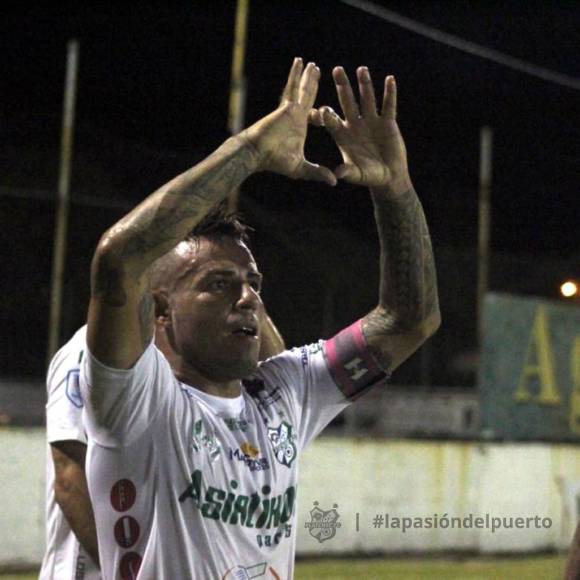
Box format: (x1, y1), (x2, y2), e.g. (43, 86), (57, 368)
(323, 320), (389, 400)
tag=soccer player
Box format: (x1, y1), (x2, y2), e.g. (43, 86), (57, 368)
(81, 59), (440, 578)
(40, 325), (100, 580)
(40, 283), (284, 579)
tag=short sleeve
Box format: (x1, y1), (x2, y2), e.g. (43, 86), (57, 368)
(46, 327), (88, 445)
(256, 320), (389, 450)
(256, 343), (347, 451)
(80, 340), (175, 448)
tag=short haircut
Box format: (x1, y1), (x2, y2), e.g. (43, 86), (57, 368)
(185, 201), (251, 247)
(149, 201), (252, 291)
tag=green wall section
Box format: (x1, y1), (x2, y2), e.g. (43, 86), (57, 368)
(480, 292), (580, 441)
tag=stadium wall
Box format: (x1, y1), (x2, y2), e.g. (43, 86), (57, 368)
(1, 429), (579, 567)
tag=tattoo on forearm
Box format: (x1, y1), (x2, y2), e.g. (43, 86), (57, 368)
(92, 138), (256, 311)
(363, 188), (439, 340)
(119, 140), (256, 262)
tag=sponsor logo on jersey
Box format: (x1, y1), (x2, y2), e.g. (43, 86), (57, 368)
(65, 368), (83, 408)
(178, 470), (296, 532)
(304, 501), (341, 543)
(296, 343), (323, 369)
(299, 347), (309, 369)
(222, 562), (282, 579)
(255, 524), (292, 549)
(223, 417), (249, 432)
(110, 479), (137, 512)
(119, 552), (142, 580)
(267, 422), (297, 468)
(241, 442), (259, 458)
(191, 419), (221, 460)
(114, 515), (140, 549)
(229, 442), (270, 472)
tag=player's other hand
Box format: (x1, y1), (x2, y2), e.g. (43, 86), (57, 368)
(242, 58), (337, 186)
(312, 66), (412, 195)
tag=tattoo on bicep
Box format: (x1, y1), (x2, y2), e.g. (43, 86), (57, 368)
(92, 261), (128, 307)
(361, 309), (396, 373)
(138, 293), (154, 348)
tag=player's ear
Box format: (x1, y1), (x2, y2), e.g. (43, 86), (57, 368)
(152, 289), (170, 322)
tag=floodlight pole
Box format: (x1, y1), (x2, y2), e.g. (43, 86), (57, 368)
(477, 127), (493, 351)
(47, 40), (79, 364)
(227, 0), (250, 212)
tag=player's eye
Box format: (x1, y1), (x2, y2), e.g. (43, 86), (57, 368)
(210, 279), (228, 291)
(250, 281), (262, 293)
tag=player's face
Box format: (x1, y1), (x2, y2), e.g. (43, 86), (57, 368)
(166, 236), (264, 382)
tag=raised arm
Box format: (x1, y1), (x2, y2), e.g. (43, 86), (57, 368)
(315, 66), (440, 372)
(258, 312), (286, 359)
(88, 59), (335, 369)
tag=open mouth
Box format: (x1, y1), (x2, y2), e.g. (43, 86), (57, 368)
(232, 326), (258, 338)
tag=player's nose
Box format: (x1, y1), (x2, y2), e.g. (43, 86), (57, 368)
(235, 282), (261, 311)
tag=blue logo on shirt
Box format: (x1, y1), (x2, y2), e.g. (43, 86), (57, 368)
(65, 369), (83, 408)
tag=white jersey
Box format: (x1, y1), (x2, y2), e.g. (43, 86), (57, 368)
(40, 326), (101, 580)
(81, 321), (387, 579)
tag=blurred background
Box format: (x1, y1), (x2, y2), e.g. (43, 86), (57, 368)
(0, 1), (578, 577)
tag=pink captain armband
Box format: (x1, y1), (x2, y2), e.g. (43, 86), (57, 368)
(322, 319), (390, 400)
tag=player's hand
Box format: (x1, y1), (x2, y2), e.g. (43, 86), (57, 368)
(312, 66), (412, 194)
(242, 58), (337, 186)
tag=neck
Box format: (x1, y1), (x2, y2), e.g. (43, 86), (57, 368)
(154, 323), (243, 398)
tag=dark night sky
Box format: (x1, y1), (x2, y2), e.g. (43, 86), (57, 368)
(1, 1), (579, 378)
(3, 0), (579, 249)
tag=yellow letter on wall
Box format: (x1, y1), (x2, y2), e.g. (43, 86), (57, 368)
(513, 306), (561, 405)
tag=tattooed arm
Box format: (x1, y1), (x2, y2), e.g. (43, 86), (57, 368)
(364, 184), (440, 371)
(315, 66), (440, 373)
(51, 442), (99, 567)
(88, 58), (336, 369)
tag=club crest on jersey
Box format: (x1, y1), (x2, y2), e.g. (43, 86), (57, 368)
(191, 419), (221, 461)
(267, 421), (297, 467)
